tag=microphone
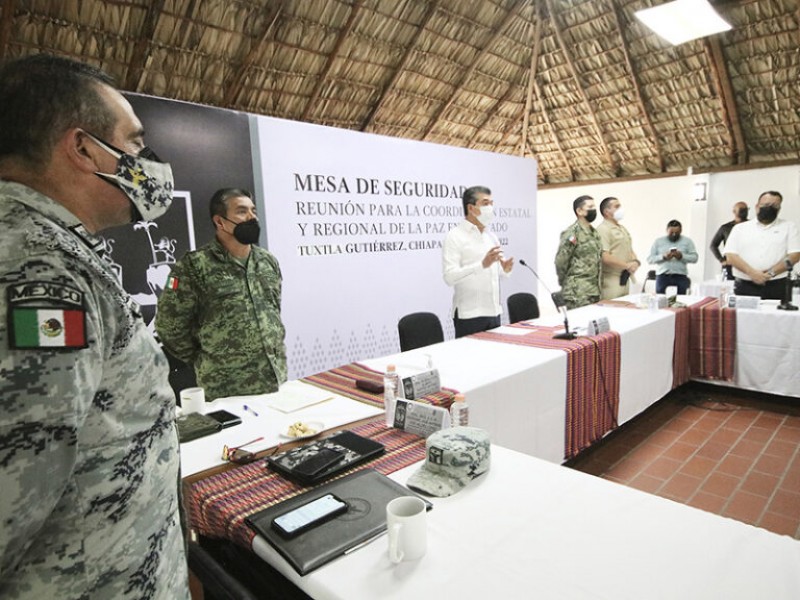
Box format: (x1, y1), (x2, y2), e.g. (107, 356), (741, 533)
(778, 257), (798, 311)
(518, 259), (577, 340)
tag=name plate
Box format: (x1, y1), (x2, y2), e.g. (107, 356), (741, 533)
(392, 399), (451, 438)
(399, 369), (441, 400)
(726, 295), (760, 310)
(587, 316), (610, 336)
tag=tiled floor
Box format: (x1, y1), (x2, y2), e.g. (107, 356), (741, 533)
(566, 383), (800, 539)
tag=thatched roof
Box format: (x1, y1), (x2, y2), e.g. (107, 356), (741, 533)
(3, 0), (798, 185)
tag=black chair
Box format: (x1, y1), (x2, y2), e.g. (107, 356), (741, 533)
(187, 541), (260, 600)
(641, 270), (657, 293)
(506, 292), (540, 323)
(397, 312), (444, 352)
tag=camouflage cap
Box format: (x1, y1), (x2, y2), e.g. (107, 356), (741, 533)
(406, 426), (491, 497)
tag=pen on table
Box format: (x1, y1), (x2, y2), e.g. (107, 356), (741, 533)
(344, 530), (386, 555)
(242, 404), (260, 417)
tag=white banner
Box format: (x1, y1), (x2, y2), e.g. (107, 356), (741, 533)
(252, 116), (537, 379)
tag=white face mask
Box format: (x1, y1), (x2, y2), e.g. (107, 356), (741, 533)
(476, 205), (494, 226)
(613, 207), (624, 221)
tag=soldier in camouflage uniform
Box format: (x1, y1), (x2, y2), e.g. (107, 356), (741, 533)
(554, 195), (603, 309)
(156, 188), (287, 401)
(0, 56), (189, 598)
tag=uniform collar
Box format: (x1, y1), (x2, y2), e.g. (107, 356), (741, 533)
(0, 180), (104, 251)
(210, 237), (254, 263)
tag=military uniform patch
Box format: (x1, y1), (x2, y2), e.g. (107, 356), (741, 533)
(166, 275), (179, 290)
(7, 281), (87, 349)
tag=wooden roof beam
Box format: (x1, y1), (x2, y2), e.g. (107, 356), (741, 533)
(301, 0), (365, 122)
(543, 0), (618, 175)
(704, 37), (747, 164)
(421, 0), (528, 141)
(609, 0), (664, 172)
(124, 0), (165, 92)
(361, 0), (439, 132)
(480, 7), (541, 149)
(0, 0), (16, 61)
(222, 1), (284, 108)
(530, 75), (574, 182)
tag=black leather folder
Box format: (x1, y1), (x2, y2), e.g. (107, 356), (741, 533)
(246, 469), (432, 576)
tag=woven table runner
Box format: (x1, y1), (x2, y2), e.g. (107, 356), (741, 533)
(471, 325), (621, 459)
(301, 362), (458, 411)
(669, 305), (692, 388)
(188, 417), (426, 548)
(689, 297), (736, 381)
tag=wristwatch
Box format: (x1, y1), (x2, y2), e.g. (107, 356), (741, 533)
(767, 269), (777, 278)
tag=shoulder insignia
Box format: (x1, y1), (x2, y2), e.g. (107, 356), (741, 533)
(569, 235), (578, 245)
(166, 275), (179, 290)
(7, 281), (87, 349)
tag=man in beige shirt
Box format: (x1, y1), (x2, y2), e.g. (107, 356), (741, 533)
(597, 197), (641, 300)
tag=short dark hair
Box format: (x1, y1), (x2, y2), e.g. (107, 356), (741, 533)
(599, 197), (617, 216)
(209, 188), (253, 221)
(758, 190), (782, 203)
(573, 195), (593, 215)
(0, 54), (116, 167)
(667, 219), (681, 228)
(462, 186), (491, 216)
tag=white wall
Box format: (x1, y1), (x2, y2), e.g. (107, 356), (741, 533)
(535, 165), (800, 315)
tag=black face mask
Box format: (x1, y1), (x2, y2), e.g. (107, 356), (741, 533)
(668, 233), (680, 242)
(585, 209), (597, 223)
(222, 216), (260, 245)
(736, 207), (748, 220)
(757, 205), (779, 224)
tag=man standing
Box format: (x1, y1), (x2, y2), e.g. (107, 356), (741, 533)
(157, 188), (287, 400)
(555, 195), (602, 309)
(647, 220), (699, 294)
(0, 55), (189, 598)
(710, 201), (749, 280)
(443, 186), (514, 337)
(597, 196), (640, 300)
(724, 191), (800, 300)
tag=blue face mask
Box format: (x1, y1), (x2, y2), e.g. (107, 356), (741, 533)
(86, 131), (174, 222)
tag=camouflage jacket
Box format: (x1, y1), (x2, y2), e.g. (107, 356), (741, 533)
(554, 219), (602, 309)
(0, 181), (189, 599)
(156, 238), (287, 401)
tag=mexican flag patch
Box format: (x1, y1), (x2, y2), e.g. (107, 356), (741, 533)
(166, 275), (179, 290)
(11, 307), (87, 349)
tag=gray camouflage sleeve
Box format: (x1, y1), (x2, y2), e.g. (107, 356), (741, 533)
(0, 257), (103, 578)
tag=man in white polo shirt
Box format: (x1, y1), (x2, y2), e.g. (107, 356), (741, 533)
(724, 190), (800, 300)
(443, 186), (514, 337)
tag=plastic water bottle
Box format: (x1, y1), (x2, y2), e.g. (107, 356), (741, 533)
(384, 364), (399, 426)
(450, 393), (469, 427)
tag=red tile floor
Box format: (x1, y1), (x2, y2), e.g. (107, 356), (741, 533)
(566, 382), (800, 539)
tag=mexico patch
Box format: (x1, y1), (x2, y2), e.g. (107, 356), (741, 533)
(7, 281), (87, 349)
(166, 275), (179, 290)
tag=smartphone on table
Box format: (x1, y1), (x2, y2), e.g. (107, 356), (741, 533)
(271, 493), (348, 538)
(205, 409), (242, 429)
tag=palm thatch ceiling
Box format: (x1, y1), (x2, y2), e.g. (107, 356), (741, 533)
(2, 0), (798, 185)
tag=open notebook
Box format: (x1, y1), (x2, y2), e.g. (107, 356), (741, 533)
(246, 469), (432, 575)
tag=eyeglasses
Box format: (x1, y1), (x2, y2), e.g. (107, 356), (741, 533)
(221, 437), (281, 465)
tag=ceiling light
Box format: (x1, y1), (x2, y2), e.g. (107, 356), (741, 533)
(635, 0), (732, 46)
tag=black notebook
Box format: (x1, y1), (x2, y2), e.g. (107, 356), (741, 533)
(246, 469), (432, 575)
(266, 430), (385, 485)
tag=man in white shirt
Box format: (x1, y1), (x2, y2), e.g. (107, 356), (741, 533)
(443, 186), (514, 337)
(724, 190), (800, 300)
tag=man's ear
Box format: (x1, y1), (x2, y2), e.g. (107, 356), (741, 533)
(63, 128), (103, 173)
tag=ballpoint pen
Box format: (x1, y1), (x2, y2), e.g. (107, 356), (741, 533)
(243, 404), (260, 417)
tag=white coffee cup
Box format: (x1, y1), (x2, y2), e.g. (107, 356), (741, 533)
(386, 496), (427, 563)
(180, 387), (205, 414)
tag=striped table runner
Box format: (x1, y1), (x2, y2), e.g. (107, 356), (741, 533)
(688, 297), (736, 381)
(188, 417), (426, 548)
(301, 362), (458, 411)
(669, 305), (692, 389)
(472, 325), (621, 459)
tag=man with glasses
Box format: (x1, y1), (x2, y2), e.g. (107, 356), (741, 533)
(0, 55), (189, 598)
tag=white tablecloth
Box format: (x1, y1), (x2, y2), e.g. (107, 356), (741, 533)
(252, 446), (800, 599)
(363, 300), (681, 464)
